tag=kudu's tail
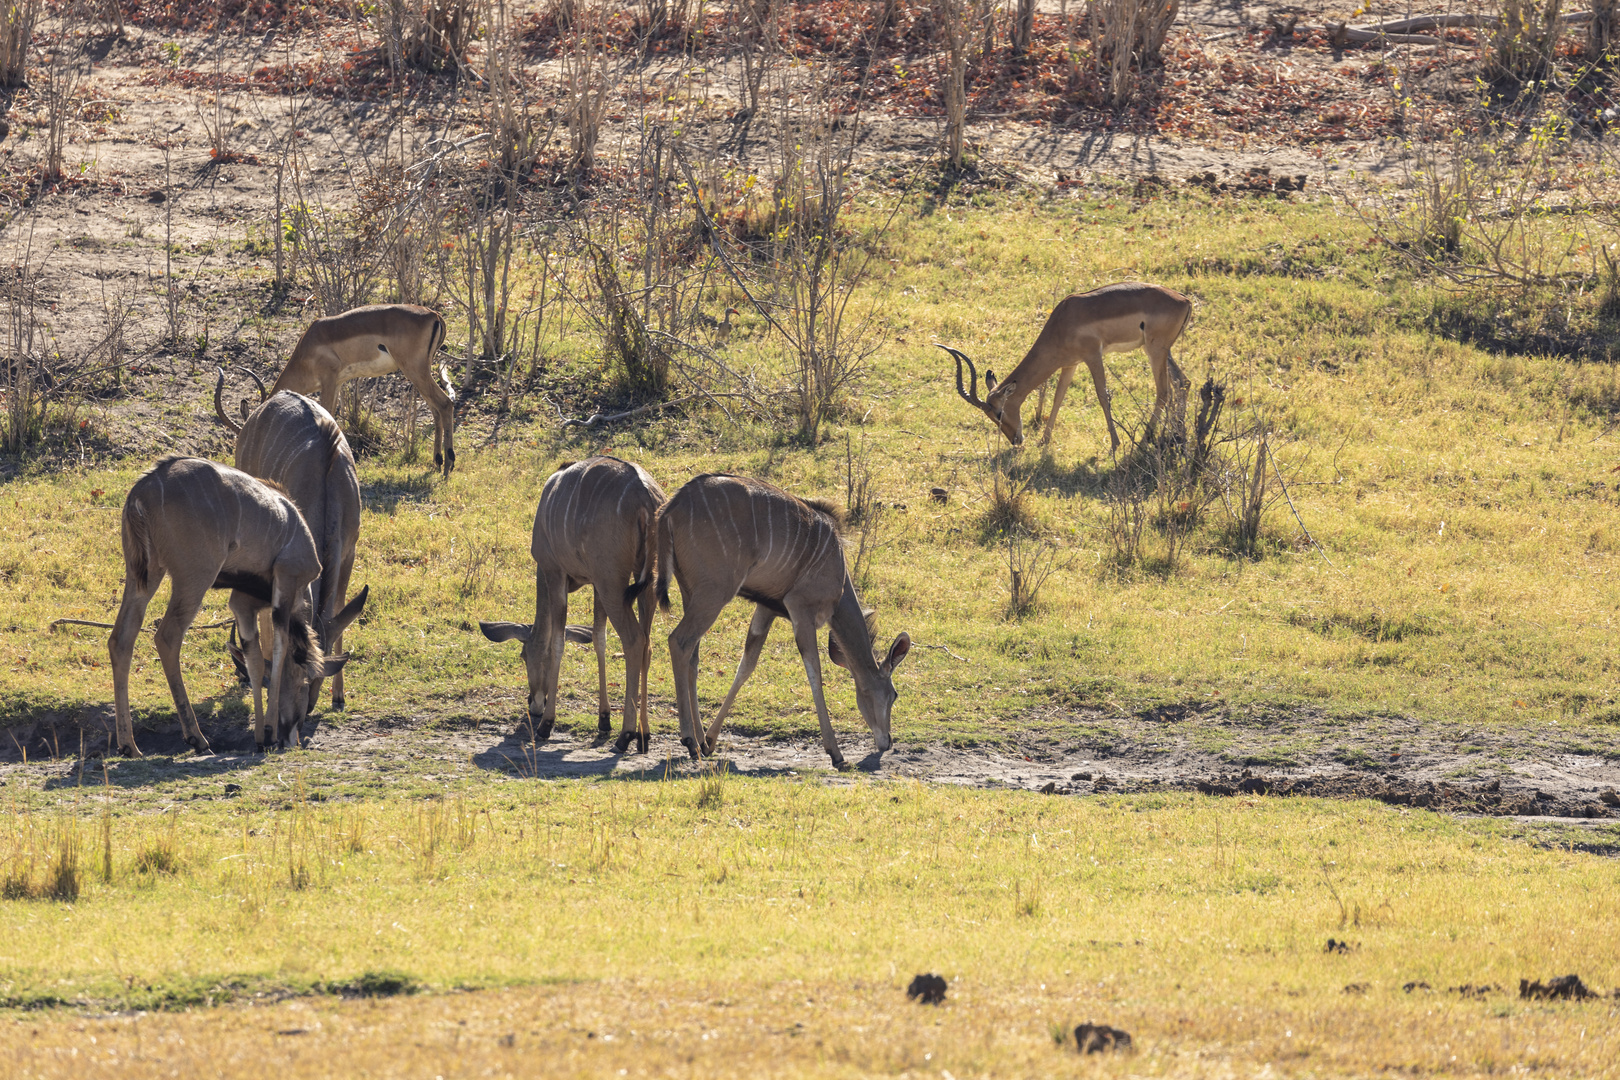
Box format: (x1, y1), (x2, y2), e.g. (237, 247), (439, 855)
(623, 506), (656, 607)
(120, 497), (157, 594)
(653, 507), (676, 611)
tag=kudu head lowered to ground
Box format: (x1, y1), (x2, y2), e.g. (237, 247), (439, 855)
(109, 456), (351, 756)
(479, 456), (666, 753)
(225, 388), (368, 717)
(653, 473), (911, 768)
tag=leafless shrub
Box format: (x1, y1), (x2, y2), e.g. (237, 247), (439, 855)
(1486, 0), (1561, 85)
(1005, 526), (1058, 619)
(975, 444), (1038, 536)
(0, 0), (40, 88)
(843, 430), (879, 526)
(37, 5), (88, 183)
(763, 82), (894, 437)
(288, 151), (391, 315)
(934, 0), (971, 167)
(561, 0), (612, 176)
(192, 46), (241, 165)
(1102, 458), (1149, 567)
(1087, 0), (1179, 107)
(1010, 0), (1035, 54)
(2, 267), (49, 455)
(377, 0), (477, 73)
(734, 0), (784, 117)
(1590, 0), (1617, 60)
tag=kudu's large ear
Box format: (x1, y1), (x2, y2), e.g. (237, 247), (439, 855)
(311, 653), (350, 678)
(881, 632), (911, 673)
(827, 634), (851, 671)
(330, 584), (369, 639)
(480, 621), (533, 644)
(564, 624), (595, 646)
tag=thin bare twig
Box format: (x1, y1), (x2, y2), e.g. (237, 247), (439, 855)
(49, 618), (235, 632)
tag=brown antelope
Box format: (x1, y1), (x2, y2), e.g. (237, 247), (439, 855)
(480, 456), (665, 753)
(650, 474), (910, 769)
(220, 305), (457, 475)
(218, 387), (368, 713)
(109, 457), (354, 756)
(939, 282), (1194, 454)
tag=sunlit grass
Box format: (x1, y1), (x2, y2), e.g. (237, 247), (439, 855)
(6, 190), (1620, 749)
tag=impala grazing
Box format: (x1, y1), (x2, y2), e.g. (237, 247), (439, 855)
(480, 456), (666, 753)
(650, 474), (910, 769)
(227, 390), (368, 715)
(231, 304), (458, 475)
(109, 457), (352, 756)
(939, 281), (1194, 454)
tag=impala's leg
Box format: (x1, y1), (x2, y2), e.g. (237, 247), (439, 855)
(153, 579), (211, 755)
(230, 593), (269, 749)
(788, 612), (845, 770)
(1041, 364), (1079, 447)
(411, 368), (456, 475)
(667, 587), (730, 760)
(1080, 344), (1119, 454)
(591, 589), (611, 736)
(704, 605), (775, 756)
(108, 574), (158, 759)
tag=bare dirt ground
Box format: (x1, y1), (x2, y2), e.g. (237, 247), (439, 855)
(5, 691), (1618, 838)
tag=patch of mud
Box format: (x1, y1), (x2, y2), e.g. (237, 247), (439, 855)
(4, 696), (1618, 833)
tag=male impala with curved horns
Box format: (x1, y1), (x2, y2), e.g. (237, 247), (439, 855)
(939, 282), (1194, 454)
(224, 305), (458, 475)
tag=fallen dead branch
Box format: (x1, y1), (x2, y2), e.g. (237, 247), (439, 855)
(49, 618), (235, 632)
(1280, 8), (1594, 47)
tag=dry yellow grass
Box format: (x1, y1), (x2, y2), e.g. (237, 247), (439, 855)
(5, 975), (1618, 1079)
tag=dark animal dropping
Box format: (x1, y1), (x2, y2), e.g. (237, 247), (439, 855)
(1074, 1023), (1132, 1053)
(1520, 974), (1596, 1000)
(906, 973), (946, 1004)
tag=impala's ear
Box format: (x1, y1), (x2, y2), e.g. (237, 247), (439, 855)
(1000, 378), (1018, 398)
(563, 624), (595, 646)
(985, 369), (998, 392)
(881, 632), (911, 673)
(828, 634), (852, 670)
(480, 621), (533, 644)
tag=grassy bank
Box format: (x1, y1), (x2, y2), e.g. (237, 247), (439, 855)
(1, 777), (1616, 1076)
(6, 190), (1620, 749)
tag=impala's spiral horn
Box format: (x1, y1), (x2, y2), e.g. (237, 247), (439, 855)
(937, 344), (984, 407)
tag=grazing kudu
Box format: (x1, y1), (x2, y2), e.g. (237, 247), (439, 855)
(220, 305), (457, 475)
(224, 390), (368, 715)
(651, 474), (911, 769)
(940, 281), (1194, 454)
(109, 457), (350, 756)
(479, 456), (666, 753)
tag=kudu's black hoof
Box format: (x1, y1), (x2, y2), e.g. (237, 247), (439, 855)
(185, 736), (213, 756)
(597, 712), (612, 736)
(612, 731), (635, 754)
(830, 756), (849, 771)
(331, 697), (346, 712)
(681, 736), (701, 761)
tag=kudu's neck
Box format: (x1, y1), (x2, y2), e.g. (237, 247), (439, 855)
(827, 579), (880, 682)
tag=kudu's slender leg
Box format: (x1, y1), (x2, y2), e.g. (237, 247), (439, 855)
(153, 581), (211, 754)
(788, 608), (844, 770)
(591, 589), (611, 735)
(325, 549), (357, 710)
(231, 593), (269, 747)
(537, 572), (568, 743)
(603, 594), (644, 754)
(634, 580), (656, 754)
(667, 587), (730, 760)
(108, 574), (157, 758)
(703, 604), (776, 755)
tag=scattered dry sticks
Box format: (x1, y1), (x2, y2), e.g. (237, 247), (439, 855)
(49, 617), (234, 632)
(1274, 10), (1596, 48)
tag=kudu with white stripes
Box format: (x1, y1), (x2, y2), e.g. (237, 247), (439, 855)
(230, 391), (368, 716)
(480, 456), (665, 752)
(650, 474), (911, 768)
(109, 456), (349, 756)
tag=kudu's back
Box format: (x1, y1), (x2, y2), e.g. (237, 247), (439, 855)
(234, 392), (360, 630)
